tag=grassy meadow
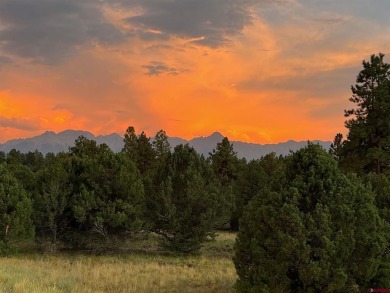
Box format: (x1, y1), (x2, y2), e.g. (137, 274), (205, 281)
(0, 232), (237, 293)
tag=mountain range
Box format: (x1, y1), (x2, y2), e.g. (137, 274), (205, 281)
(0, 130), (332, 161)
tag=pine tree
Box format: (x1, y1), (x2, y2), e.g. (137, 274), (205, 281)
(209, 137), (239, 185)
(150, 144), (221, 253)
(0, 164), (34, 253)
(342, 53), (390, 174)
(234, 144), (388, 292)
(33, 155), (70, 252)
(153, 130), (171, 160)
(136, 131), (156, 176)
(232, 153), (285, 230)
(122, 126), (138, 161)
(62, 137), (145, 249)
(363, 174), (390, 287)
(209, 137), (240, 228)
(122, 126), (156, 176)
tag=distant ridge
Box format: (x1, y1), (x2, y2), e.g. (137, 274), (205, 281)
(0, 130), (124, 154)
(0, 130), (331, 160)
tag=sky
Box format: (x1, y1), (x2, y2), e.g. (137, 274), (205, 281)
(0, 0), (389, 144)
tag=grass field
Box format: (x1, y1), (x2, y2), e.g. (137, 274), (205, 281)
(0, 232), (237, 293)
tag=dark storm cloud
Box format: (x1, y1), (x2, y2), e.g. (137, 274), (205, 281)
(143, 61), (187, 76)
(123, 0), (256, 47)
(0, 0), (291, 64)
(0, 116), (41, 131)
(0, 0), (124, 64)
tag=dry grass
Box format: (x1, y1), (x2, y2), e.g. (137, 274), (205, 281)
(0, 232), (237, 293)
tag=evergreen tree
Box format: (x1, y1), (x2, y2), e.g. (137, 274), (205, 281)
(152, 129), (171, 160)
(143, 130), (172, 227)
(231, 159), (265, 230)
(209, 137), (239, 185)
(63, 137), (145, 249)
(209, 137), (240, 228)
(0, 152), (5, 164)
(24, 150), (45, 172)
(136, 131), (156, 176)
(329, 133), (343, 161)
(342, 53), (390, 174)
(122, 126), (156, 176)
(0, 164), (34, 253)
(363, 174), (390, 286)
(234, 144), (388, 292)
(122, 126), (138, 161)
(33, 155), (70, 252)
(6, 163), (36, 194)
(232, 153), (285, 230)
(6, 149), (24, 165)
(150, 144), (221, 253)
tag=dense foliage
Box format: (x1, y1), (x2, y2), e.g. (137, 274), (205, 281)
(209, 137), (241, 229)
(234, 144), (389, 292)
(148, 144), (222, 253)
(0, 164), (34, 253)
(0, 128), (245, 254)
(335, 54), (390, 174)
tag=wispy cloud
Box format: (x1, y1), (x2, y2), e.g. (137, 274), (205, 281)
(143, 61), (188, 76)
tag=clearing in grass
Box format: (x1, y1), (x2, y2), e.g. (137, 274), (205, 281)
(0, 232), (237, 293)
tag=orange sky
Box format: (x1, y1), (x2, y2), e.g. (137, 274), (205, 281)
(0, 0), (390, 144)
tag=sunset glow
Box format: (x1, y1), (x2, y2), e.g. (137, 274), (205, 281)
(0, 0), (389, 143)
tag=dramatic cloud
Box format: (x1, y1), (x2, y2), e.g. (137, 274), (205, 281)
(0, 0), (389, 144)
(123, 0), (256, 47)
(0, 0), (124, 64)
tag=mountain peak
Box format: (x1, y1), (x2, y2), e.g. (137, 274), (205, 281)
(42, 130), (56, 136)
(210, 131), (224, 139)
(0, 130), (332, 160)
(58, 129), (93, 136)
